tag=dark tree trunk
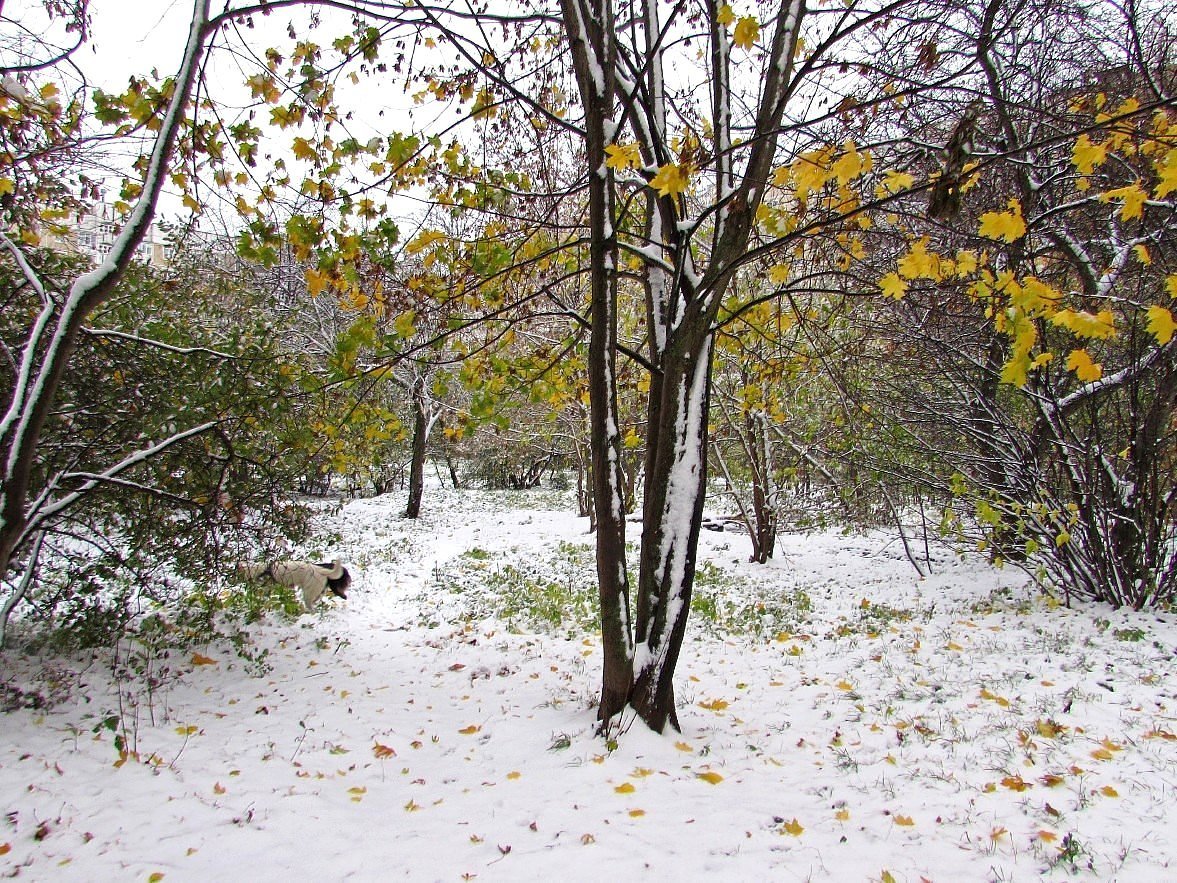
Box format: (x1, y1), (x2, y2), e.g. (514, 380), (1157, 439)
(560, 0), (633, 727)
(405, 375), (429, 519)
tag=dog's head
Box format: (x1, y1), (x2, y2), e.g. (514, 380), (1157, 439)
(326, 566), (351, 599)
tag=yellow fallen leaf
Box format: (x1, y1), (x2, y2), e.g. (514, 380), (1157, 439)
(631, 767), (654, 778)
(780, 818), (804, 836)
(1038, 830), (1058, 842)
(1091, 748), (1114, 761)
(990, 826), (1008, 842)
(1041, 773), (1066, 787)
(614, 782), (636, 794)
(835, 680), (854, 692)
(373, 742), (397, 759)
(946, 641), (964, 651)
(698, 698), (729, 711)
(834, 809), (850, 822)
(628, 809), (646, 817)
(675, 741), (693, 753)
(1100, 785), (1119, 797)
(191, 653), (217, 666)
(175, 725), (198, 736)
(1036, 720), (1065, 739)
(696, 771), (724, 785)
(458, 725), (481, 735)
(1001, 775), (1031, 792)
(506, 771), (521, 780)
(894, 814), (915, 826)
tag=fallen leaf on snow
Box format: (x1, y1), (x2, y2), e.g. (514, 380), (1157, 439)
(780, 818), (804, 836)
(696, 771), (724, 785)
(191, 653), (217, 666)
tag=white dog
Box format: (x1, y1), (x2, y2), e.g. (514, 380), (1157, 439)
(238, 560), (351, 611)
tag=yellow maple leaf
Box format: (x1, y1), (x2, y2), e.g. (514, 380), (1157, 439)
(1001, 775), (1031, 792)
(880, 169), (914, 194)
(716, 4), (735, 26)
(458, 724), (481, 735)
(1071, 134), (1108, 174)
(1067, 349), (1102, 381)
(1145, 305), (1176, 344)
(879, 272), (907, 300)
(614, 782), (636, 794)
(1167, 274), (1177, 299)
(893, 814), (915, 826)
(650, 162), (690, 197)
(733, 16), (760, 50)
(789, 147), (834, 202)
(1154, 148), (1177, 198)
(698, 698), (729, 711)
(897, 238), (942, 280)
(780, 818), (804, 836)
(978, 199), (1027, 242)
(1134, 243), (1152, 265)
(605, 142), (641, 171)
(1102, 184), (1147, 221)
(831, 142), (872, 184)
(696, 770), (725, 784)
(1100, 785), (1120, 797)
(1038, 830), (1059, 843)
(834, 809), (850, 821)
(768, 264), (790, 285)
(955, 249), (979, 276)
(373, 743), (397, 759)
(1052, 308), (1117, 339)
(1041, 773), (1066, 787)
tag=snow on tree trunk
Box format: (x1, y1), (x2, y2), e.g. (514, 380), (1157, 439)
(0, 0), (211, 586)
(632, 335), (713, 732)
(560, 0), (634, 727)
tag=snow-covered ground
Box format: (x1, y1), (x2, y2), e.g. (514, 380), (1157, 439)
(1, 484), (1174, 881)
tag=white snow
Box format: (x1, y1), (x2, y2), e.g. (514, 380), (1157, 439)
(1, 482), (1174, 881)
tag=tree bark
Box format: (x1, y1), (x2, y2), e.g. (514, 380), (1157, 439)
(405, 374), (429, 518)
(0, 0), (211, 583)
(560, 0), (634, 727)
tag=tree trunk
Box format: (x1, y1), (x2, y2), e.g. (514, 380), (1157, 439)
(560, 0), (633, 728)
(405, 374), (431, 518)
(631, 334), (714, 732)
(0, 0), (210, 584)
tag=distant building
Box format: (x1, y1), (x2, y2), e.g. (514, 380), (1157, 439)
(63, 202), (170, 268)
